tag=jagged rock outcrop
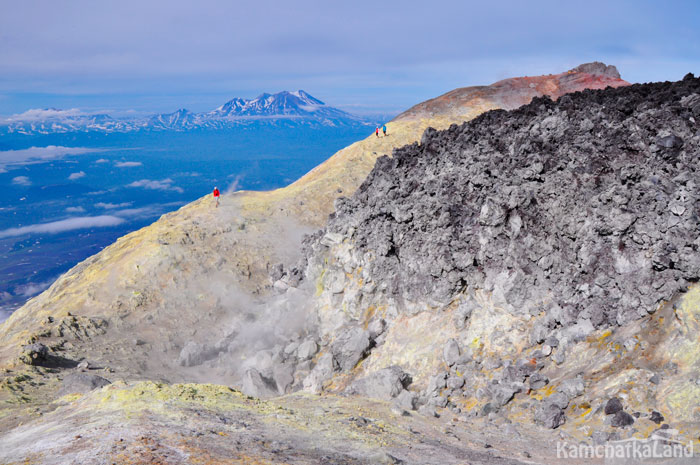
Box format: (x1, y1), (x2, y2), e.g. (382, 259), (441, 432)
(314, 74), (700, 327)
(301, 74), (700, 440)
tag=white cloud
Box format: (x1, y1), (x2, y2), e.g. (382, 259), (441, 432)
(68, 171), (86, 180)
(128, 178), (184, 193)
(95, 202), (132, 209)
(95, 158), (109, 163)
(0, 215), (125, 239)
(12, 176), (31, 186)
(115, 161), (142, 168)
(65, 206), (86, 213)
(0, 145), (103, 170)
(4, 108), (83, 122)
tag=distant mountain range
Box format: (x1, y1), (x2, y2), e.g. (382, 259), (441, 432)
(1, 90), (373, 135)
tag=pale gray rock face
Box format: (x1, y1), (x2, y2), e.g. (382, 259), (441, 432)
(177, 341), (219, 367)
(346, 365), (411, 400)
(330, 327), (372, 371)
(535, 403), (567, 429)
(241, 368), (278, 399)
(296, 340), (319, 361)
(302, 353), (338, 393)
(443, 339), (461, 367)
(57, 373), (111, 396)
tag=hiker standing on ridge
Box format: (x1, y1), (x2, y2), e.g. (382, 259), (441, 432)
(375, 126), (379, 137)
(213, 186), (220, 208)
(382, 124), (387, 136)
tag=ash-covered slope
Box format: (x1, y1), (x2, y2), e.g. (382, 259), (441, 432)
(320, 74), (700, 328)
(394, 62), (628, 122)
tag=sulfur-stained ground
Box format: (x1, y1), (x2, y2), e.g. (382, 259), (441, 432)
(0, 380), (583, 464)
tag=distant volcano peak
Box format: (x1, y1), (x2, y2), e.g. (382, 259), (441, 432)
(569, 61), (621, 79)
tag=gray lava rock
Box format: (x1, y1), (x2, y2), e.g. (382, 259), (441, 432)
(284, 341), (300, 356)
(657, 134), (684, 149)
(488, 383), (522, 407)
(534, 403), (566, 429)
(57, 373), (111, 396)
(367, 319), (386, 339)
(592, 431), (611, 445)
(177, 341), (218, 367)
(296, 340), (319, 361)
(241, 368), (278, 399)
(548, 392), (570, 410)
(426, 372), (448, 396)
(394, 390), (417, 411)
(446, 376), (465, 390)
(302, 353), (338, 393)
(331, 327), (372, 371)
(428, 395), (448, 408)
(611, 410), (635, 427)
(346, 365), (411, 400)
(650, 411), (664, 424)
(443, 339), (461, 366)
(19, 343), (48, 366)
(418, 404), (438, 418)
(557, 377), (585, 399)
(604, 397), (623, 415)
(306, 75), (700, 341)
(368, 451), (403, 464)
(528, 373), (549, 390)
(272, 363), (295, 395)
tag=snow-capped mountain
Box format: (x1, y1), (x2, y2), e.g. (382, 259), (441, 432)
(1, 91), (371, 134)
(147, 109), (200, 131)
(210, 90), (353, 119)
(0, 109), (143, 135)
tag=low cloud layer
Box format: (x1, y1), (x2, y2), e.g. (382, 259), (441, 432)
(0, 215), (125, 239)
(4, 108), (83, 122)
(65, 206), (86, 213)
(128, 178), (184, 193)
(68, 171), (86, 180)
(96, 201), (132, 209)
(0, 145), (103, 170)
(12, 176), (31, 186)
(115, 161), (142, 168)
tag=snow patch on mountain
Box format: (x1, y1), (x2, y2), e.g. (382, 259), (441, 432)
(1, 91), (371, 135)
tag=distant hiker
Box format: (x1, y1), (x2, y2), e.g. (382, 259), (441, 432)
(382, 124), (387, 136)
(375, 126), (380, 137)
(213, 186), (220, 207)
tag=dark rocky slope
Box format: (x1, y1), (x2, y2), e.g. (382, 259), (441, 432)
(294, 75), (700, 439)
(315, 74), (700, 329)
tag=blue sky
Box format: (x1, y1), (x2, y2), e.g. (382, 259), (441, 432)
(0, 0), (698, 117)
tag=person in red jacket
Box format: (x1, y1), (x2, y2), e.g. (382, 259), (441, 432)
(213, 186), (220, 207)
(375, 126), (379, 137)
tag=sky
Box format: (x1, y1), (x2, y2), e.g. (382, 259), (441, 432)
(0, 0), (698, 117)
